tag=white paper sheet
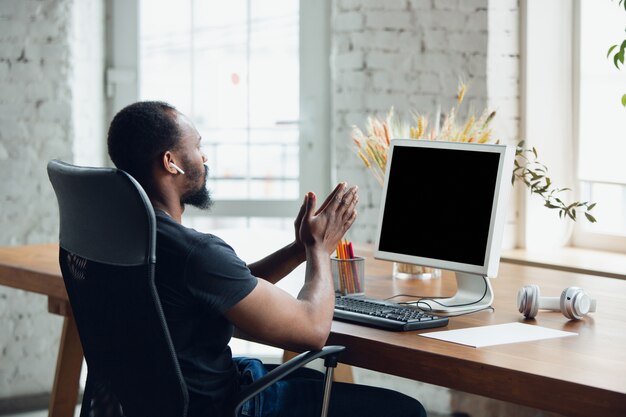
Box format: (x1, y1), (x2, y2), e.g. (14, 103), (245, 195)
(418, 322), (577, 348)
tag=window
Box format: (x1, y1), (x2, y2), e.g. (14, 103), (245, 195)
(108, 0), (329, 358)
(107, 0), (330, 230)
(521, 0), (625, 253)
(574, 0), (626, 252)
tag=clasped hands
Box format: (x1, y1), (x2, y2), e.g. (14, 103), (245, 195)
(294, 183), (359, 255)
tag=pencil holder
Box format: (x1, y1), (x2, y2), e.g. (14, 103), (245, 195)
(331, 256), (365, 295)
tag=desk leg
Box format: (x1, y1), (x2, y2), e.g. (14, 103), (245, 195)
(48, 315), (83, 417)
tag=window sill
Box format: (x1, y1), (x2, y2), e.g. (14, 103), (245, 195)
(501, 247), (626, 280)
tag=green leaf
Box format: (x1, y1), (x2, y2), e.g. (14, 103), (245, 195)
(622, 94), (626, 107)
(614, 40), (626, 69)
(588, 202), (597, 211)
(615, 50), (624, 69)
(585, 212), (597, 223)
(532, 147), (538, 158)
(608, 44), (618, 58)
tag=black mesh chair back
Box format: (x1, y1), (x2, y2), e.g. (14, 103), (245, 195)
(47, 160), (188, 417)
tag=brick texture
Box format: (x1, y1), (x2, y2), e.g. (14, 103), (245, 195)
(0, 0), (104, 398)
(331, 0), (521, 245)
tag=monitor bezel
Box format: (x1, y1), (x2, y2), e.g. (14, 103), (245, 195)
(373, 139), (515, 278)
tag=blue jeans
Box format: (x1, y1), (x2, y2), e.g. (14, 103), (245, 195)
(234, 357), (427, 417)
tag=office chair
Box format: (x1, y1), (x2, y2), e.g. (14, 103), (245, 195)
(47, 160), (345, 417)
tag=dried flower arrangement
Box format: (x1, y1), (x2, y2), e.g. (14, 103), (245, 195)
(351, 83), (597, 223)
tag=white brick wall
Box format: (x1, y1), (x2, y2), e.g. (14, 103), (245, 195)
(332, 0), (500, 245)
(0, 0), (104, 399)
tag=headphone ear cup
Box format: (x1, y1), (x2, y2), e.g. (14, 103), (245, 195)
(517, 285), (540, 318)
(560, 287), (591, 320)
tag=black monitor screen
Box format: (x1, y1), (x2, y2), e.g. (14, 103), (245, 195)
(377, 144), (501, 266)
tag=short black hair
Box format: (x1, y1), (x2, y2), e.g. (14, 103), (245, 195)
(107, 101), (181, 188)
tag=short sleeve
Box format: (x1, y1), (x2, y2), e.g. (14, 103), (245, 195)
(184, 234), (258, 313)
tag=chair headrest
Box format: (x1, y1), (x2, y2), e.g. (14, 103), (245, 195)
(47, 160), (156, 266)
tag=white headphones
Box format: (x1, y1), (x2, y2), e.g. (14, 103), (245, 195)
(170, 162), (185, 174)
(517, 284), (597, 320)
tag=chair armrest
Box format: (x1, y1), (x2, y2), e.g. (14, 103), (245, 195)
(231, 345), (346, 416)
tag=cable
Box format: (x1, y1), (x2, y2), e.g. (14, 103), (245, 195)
(439, 306), (495, 317)
(416, 275), (489, 311)
(384, 277), (493, 317)
(384, 293), (446, 301)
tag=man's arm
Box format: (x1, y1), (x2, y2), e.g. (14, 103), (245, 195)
(246, 242), (304, 285)
(225, 184), (358, 351)
(247, 183), (356, 284)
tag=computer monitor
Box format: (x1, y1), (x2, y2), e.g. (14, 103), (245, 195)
(374, 139), (515, 313)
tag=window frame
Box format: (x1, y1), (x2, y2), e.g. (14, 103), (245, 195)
(520, 0), (626, 254)
(571, 0), (626, 253)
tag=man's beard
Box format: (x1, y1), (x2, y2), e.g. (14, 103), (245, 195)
(181, 164), (213, 210)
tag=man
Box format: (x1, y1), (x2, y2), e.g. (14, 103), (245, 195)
(107, 101), (427, 417)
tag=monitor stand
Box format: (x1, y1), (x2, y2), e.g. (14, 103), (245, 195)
(417, 272), (494, 314)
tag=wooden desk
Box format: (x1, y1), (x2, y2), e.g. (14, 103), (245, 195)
(1, 244), (625, 417)
(0, 244), (81, 417)
(328, 258), (626, 417)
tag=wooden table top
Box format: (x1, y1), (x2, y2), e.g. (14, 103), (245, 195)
(0, 243), (66, 300)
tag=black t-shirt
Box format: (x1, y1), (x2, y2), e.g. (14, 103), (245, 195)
(154, 210), (258, 413)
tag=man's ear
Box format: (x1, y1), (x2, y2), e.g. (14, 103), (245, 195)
(162, 151), (180, 175)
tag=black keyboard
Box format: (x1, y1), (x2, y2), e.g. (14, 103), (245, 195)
(334, 295), (449, 331)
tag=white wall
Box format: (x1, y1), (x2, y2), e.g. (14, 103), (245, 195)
(0, 0), (104, 399)
(520, 0), (574, 250)
(331, 0), (519, 244)
(488, 0), (521, 250)
(72, 0), (106, 167)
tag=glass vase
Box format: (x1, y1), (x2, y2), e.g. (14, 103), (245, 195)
(392, 262), (441, 280)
